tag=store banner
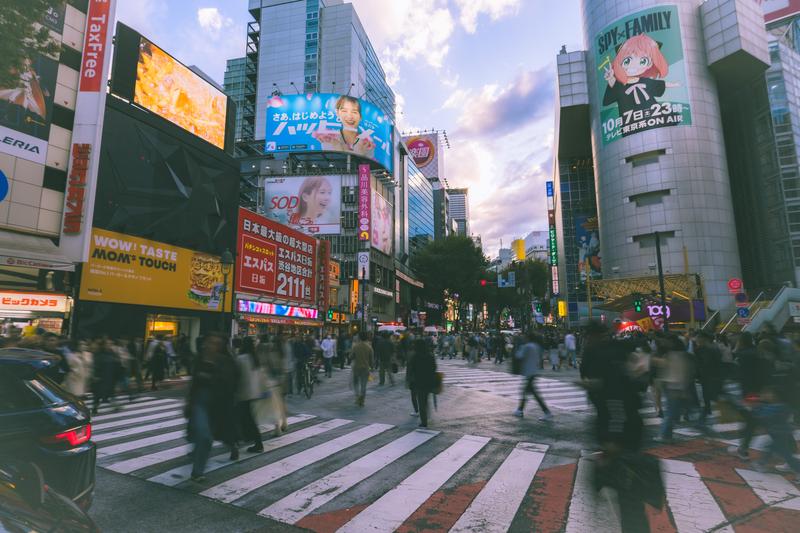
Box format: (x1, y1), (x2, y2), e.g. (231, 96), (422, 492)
(0, 291), (68, 313)
(59, 0), (117, 262)
(236, 207), (318, 307)
(594, 5), (691, 145)
(358, 164), (371, 241)
(79, 228), (232, 311)
(237, 300), (318, 319)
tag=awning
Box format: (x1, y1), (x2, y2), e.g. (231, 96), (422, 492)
(0, 231), (75, 271)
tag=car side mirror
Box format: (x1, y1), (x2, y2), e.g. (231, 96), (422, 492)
(0, 461), (45, 509)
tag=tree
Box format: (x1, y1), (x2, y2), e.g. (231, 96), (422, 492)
(0, 1), (62, 88)
(411, 236), (488, 330)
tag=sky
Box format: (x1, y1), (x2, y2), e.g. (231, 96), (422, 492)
(113, 0), (584, 257)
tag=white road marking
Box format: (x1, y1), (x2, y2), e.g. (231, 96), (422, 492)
(336, 435), (490, 533)
(736, 468), (800, 511)
(201, 423), (392, 504)
(260, 429), (439, 523)
(149, 418), (351, 487)
(449, 442), (548, 533)
(93, 409), (183, 431)
(662, 459), (733, 533)
(93, 416), (186, 443)
(565, 456), (622, 533)
(96, 429), (186, 458)
(92, 400), (181, 422)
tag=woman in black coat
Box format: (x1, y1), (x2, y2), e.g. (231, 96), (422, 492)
(406, 339), (437, 428)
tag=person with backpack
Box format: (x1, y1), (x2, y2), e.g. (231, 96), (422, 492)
(513, 332), (553, 421)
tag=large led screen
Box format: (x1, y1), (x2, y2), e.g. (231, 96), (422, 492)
(264, 175), (342, 235)
(134, 37), (227, 149)
(371, 190), (392, 256)
(265, 93), (394, 172)
(594, 5), (691, 145)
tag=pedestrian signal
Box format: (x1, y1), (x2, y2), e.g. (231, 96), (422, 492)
(633, 297), (643, 313)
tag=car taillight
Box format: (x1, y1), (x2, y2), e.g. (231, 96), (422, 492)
(41, 424), (92, 448)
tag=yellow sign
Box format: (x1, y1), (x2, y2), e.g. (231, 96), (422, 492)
(79, 228), (233, 311)
(350, 279), (359, 314)
(558, 300), (567, 318)
(512, 239), (526, 261)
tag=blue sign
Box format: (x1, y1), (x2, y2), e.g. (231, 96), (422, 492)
(0, 170), (8, 202)
(546, 181), (554, 197)
(265, 93), (394, 172)
(737, 307), (750, 318)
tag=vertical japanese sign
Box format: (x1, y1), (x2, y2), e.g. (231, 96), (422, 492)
(319, 239), (331, 312)
(358, 164), (371, 241)
(59, 0), (117, 262)
(236, 207), (318, 307)
(594, 5), (691, 145)
(546, 181), (559, 294)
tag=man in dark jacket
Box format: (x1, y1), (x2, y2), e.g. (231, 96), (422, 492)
(376, 332), (395, 386)
(406, 339), (437, 428)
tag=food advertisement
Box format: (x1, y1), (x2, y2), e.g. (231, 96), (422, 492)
(79, 228), (232, 311)
(134, 37), (227, 149)
(236, 207), (318, 307)
(265, 93), (393, 172)
(371, 190), (392, 256)
(264, 175), (342, 235)
(594, 5), (691, 145)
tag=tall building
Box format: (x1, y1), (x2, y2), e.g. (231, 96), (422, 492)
(447, 187), (470, 236)
(555, 0), (771, 312)
(428, 178), (450, 240)
(523, 231), (549, 262)
(223, 57), (248, 143)
(406, 163), (435, 258)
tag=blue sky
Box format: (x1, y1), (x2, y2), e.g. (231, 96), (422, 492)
(114, 0), (584, 257)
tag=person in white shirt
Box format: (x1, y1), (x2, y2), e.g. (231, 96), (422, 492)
(565, 332), (577, 368)
(321, 334), (336, 378)
(514, 332), (553, 421)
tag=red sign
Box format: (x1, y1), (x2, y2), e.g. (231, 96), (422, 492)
(407, 137), (435, 168)
(79, 0), (112, 92)
(727, 278), (743, 293)
(358, 164), (371, 241)
(236, 208), (317, 306)
(62, 143), (91, 234)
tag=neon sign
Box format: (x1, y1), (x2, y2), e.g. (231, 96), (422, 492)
(237, 299), (318, 319)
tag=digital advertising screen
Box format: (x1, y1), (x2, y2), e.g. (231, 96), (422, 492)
(265, 93), (394, 172)
(264, 175), (342, 235)
(575, 215), (601, 282)
(371, 190), (392, 256)
(134, 37), (228, 149)
(594, 5), (692, 145)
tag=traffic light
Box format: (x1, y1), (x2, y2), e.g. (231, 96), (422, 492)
(535, 302), (542, 313)
(327, 309), (334, 321)
(633, 296), (643, 313)
(480, 279), (487, 287)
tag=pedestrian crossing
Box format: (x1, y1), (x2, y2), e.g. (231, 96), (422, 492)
(91, 396), (800, 532)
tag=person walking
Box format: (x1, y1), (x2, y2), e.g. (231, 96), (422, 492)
(514, 332), (553, 421)
(658, 335), (696, 443)
(321, 334), (336, 378)
(186, 332), (239, 481)
(63, 340), (90, 398)
(565, 331), (578, 368)
(257, 334), (288, 437)
(145, 335), (171, 390)
(376, 332), (395, 386)
(351, 332), (373, 407)
(694, 331), (723, 427)
(91, 338), (121, 415)
(407, 338), (437, 427)
(235, 337), (264, 453)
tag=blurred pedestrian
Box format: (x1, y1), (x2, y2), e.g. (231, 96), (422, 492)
(406, 338), (437, 428)
(235, 337), (263, 453)
(257, 334), (287, 437)
(376, 332), (395, 386)
(514, 332), (553, 421)
(351, 332), (372, 407)
(321, 334), (336, 378)
(91, 338), (121, 415)
(63, 340), (90, 398)
(145, 334), (172, 390)
(658, 335), (696, 443)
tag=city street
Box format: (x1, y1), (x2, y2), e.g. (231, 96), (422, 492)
(87, 359), (800, 533)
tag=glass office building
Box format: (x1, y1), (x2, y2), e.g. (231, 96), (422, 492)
(407, 162), (435, 259)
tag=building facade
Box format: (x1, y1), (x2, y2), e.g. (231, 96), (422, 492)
(555, 0), (771, 312)
(223, 57), (249, 144)
(524, 230), (549, 262)
(446, 187), (470, 236)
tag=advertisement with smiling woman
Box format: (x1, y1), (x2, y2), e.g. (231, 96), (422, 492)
(264, 175), (342, 235)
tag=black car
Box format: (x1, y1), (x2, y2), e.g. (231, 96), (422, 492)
(0, 349), (96, 510)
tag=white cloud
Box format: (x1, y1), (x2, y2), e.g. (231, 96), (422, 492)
(454, 0), (521, 33)
(197, 7), (233, 37)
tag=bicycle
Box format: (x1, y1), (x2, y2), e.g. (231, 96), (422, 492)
(299, 359), (322, 399)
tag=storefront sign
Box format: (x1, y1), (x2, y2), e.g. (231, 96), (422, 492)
(373, 287), (394, 298)
(0, 291), (68, 313)
(241, 314), (321, 327)
(328, 259), (341, 285)
(62, 143), (91, 234)
(358, 164), (371, 241)
(237, 299), (318, 319)
(0, 255), (74, 271)
(350, 279), (359, 314)
(59, 0), (117, 262)
(79, 228), (232, 311)
(236, 207), (318, 306)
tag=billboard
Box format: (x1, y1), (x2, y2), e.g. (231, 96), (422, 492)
(79, 228), (232, 311)
(403, 132), (442, 179)
(264, 176), (341, 235)
(576, 215), (601, 282)
(0, 53), (58, 164)
(371, 190), (392, 256)
(236, 207), (318, 307)
(594, 5), (691, 145)
(762, 0), (800, 23)
(134, 37), (227, 150)
(265, 93), (394, 172)
(358, 164), (371, 241)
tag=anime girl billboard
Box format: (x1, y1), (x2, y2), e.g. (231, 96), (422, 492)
(594, 5), (692, 145)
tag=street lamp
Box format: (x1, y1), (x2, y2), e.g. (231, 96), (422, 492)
(220, 249), (234, 335)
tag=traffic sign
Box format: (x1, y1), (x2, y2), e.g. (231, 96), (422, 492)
(357, 252), (370, 280)
(737, 307), (750, 318)
(734, 292), (749, 307)
(728, 278), (743, 293)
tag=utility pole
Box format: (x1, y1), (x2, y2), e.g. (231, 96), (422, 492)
(585, 257), (592, 322)
(655, 231), (669, 332)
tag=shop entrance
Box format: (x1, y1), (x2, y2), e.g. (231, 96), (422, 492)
(145, 313), (201, 351)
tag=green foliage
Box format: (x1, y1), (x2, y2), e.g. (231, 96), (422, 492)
(411, 235), (488, 304)
(0, 0), (63, 88)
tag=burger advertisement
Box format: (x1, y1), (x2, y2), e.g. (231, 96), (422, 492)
(79, 228), (232, 311)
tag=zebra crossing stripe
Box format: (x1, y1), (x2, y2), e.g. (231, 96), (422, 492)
(104, 415), (316, 474)
(93, 409), (183, 431)
(96, 429), (186, 458)
(92, 400), (181, 422)
(93, 415), (186, 443)
(201, 423), (393, 504)
(259, 428), (439, 524)
(736, 468), (800, 511)
(565, 456), (622, 532)
(336, 435), (491, 533)
(662, 459), (733, 533)
(449, 442), (548, 533)
(94, 398), (176, 416)
(149, 418), (350, 487)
